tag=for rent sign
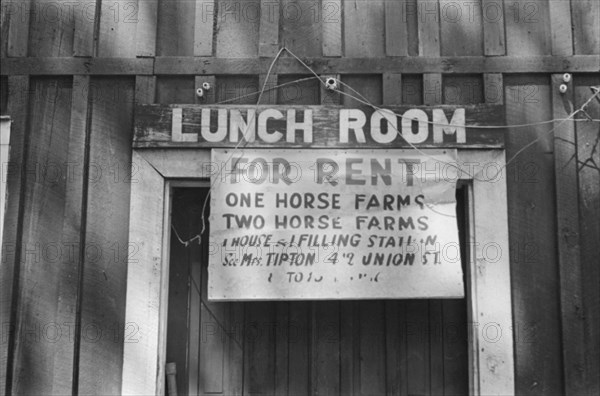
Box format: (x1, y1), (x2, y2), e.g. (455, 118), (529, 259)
(208, 149), (464, 300)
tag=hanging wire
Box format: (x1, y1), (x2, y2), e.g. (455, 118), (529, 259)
(170, 46), (600, 246)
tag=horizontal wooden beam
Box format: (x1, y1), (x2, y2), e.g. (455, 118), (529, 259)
(0, 58), (154, 75)
(1, 55), (598, 76)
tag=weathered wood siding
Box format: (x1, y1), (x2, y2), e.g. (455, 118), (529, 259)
(1, 0), (599, 394)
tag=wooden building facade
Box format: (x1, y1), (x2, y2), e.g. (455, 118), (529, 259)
(1, 0), (599, 395)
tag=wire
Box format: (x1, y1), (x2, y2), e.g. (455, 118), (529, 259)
(170, 45), (600, 246)
(196, 47), (287, 240)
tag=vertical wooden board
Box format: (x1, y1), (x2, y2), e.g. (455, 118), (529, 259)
(406, 301), (430, 395)
(78, 77), (134, 395)
(27, 0), (75, 56)
(385, 0), (408, 56)
(574, 76), (600, 395)
(423, 73), (442, 105)
(443, 75), (484, 105)
(571, 0), (600, 54)
(194, 0), (214, 56)
(0, 77), (8, 113)
(215, 76), (260, 105)
(444, 187), (468, 395)
(417, 0), (440, 56)
(10, 78), (73, 395)
(439, 0), (483, 56)
(215, 0), (259, 58)
(136, 0), (158, 57)
(484, 73), (504, 104)
(7, 0), (31, 56)
(167, 191), (191, 395)
(52, 75), (90, 393)
(199, 301), (225, 394)
(121, 151), (165, 395)
(548, 0), (573, 56)
(73, 0), (98, 56)
(280, 0), (322, 57)
(258, 73), (278, 105)
(156, 77), (196, 104)
(402, 74), (423, 105)
(244, 302), (276, 395)
(135, 76), (156, 105)
(504, 75), (563, 394)
(383, 73), (402, 105)
(442, 300), (469, 395)
(288, 302), (310, 395)
(340, 302), (358, 396)
(482, 0), (506, 55)
(197, 194), (228, 395)
(344, 0), (385, 57)
(405, 0), (419, 56)
(97, 0), (138, 57)
(0, 76), (29, 395)
(0, 1), (9, 57)
(429, 301), (444, 396)
(274, 302), (289, 395)
(341, 75), (383, 107)
(156, 0), (195, 56)
(195, 76), (217, 104)
(359, 301), (386, 395)
(312, 301), (340, 395)
(504, 0), (551, 56)
(259, 0), (280, 57)
(277, 75), (320, 105)
(385, 301), (408, 396)
(552, 74), (584, 395)
(321, 0), (341, 56)
(223, 303), (244, 396)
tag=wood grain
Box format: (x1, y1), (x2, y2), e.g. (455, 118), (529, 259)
(571, 0), (600, 55)
(97, 0), (138, 57)
(157, 0), (195, 56)
(78, 77), (134, 394)
(552, 74), (585, 395)
(385, 0), (408, 56)
(136, 0), (158, 57)
(549, 0), (573, 56)
(439, 0), (483, 56)
(0, 75), (29, 395)
(383, 73), (403, 105)
(504, 75), (563, 394)
(259, 0), (280, 57)
(504, 0), (551, 56)
(344, 0), (385, 57)
(215, 0), (259, 58)
(417, 0), (440, 57)
(321, 0), (341, 56)
(574, 75), (600, 395)
(482, 0), (505, 55)
(28, 0), (74, 57)
(133, 104), (506, 149)
(6, 0), (31, 56)
(194, 0), (214, 56)
(2, 56), (600, 76)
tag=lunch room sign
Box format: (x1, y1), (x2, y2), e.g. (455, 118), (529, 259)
(134, 104), (505, 300)
(133, 104), (504, 148)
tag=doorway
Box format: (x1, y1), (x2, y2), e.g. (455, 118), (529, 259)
(165, 186), (469, 395)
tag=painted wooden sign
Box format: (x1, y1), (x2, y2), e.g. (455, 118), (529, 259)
(134, 105), (505, 148)
(208, 149), (464, 300)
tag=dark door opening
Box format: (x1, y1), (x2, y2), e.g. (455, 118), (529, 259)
(166, 186), (469, 395)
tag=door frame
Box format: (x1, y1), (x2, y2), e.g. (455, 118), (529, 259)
(121, 148), (514, 395)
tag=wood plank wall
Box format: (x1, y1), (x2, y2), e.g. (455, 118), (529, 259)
(0, 0), (599, 394)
